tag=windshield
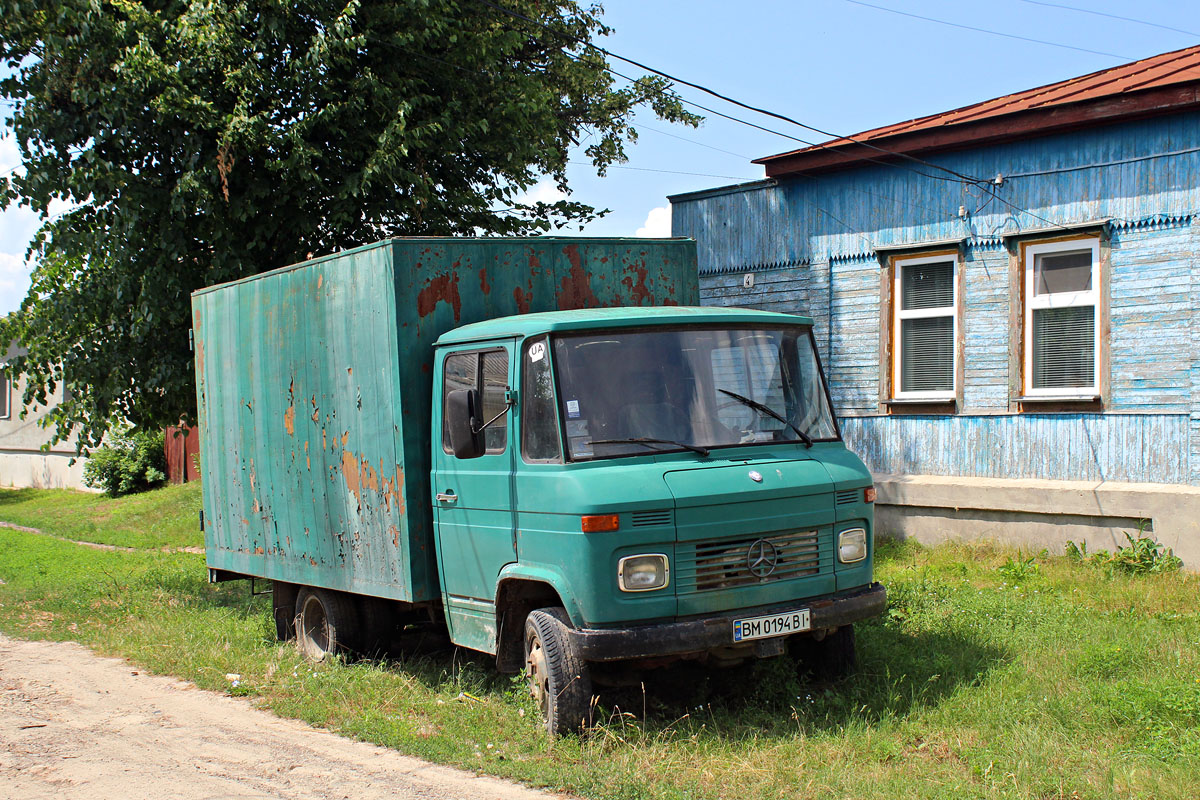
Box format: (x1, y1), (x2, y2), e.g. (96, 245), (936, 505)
(551, 326), (838, 461)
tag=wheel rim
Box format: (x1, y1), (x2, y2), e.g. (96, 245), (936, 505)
(526, 632), (550, 717)
(301, 594), (330, 657)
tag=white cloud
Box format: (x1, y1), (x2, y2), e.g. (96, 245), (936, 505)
(634, 205), (671, 238)
(513, 178), (567, 206)
(0, 130), (19, 174)
(0, 250), (32, 315)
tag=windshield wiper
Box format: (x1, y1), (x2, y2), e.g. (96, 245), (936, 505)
(718, 388), (813, 448)
(589, 437), (710, 457)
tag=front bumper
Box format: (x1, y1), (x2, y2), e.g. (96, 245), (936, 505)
(572, 582), (887, 662)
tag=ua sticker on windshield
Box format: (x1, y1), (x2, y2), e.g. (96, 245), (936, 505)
(566, 399), (581, 419)
(528, 342), (546, 363)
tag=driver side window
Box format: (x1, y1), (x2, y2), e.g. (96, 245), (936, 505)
(441, 349), (509, 455)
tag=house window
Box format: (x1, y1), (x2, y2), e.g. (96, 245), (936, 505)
(1022, 238), (1100, 398)
(0, 369), (9, 419)
(892, 254), (956, 400)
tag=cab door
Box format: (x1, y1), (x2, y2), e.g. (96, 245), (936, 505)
(432, 343), (517, 654)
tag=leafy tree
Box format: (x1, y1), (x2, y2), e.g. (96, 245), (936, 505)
(0, 0), (698, 450)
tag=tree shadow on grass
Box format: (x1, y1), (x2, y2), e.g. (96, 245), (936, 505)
(170, 568), (1008, 740)
(584, 621), (1008, 737)
(0, 488), (44, 507)
(339, 615), (1009, 740)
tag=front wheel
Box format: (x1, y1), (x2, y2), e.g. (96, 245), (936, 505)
(524, 608), (593, 736)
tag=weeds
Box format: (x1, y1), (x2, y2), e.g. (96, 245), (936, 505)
(997, 552), (1040, 581)
(1066, 524), (1184, 576)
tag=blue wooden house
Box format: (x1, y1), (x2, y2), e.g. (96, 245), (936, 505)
(671, 46), (1200, 566)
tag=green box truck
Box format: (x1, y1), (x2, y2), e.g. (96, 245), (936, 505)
(193, 237), (885, 734)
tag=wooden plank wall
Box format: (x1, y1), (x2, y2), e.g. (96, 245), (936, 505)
(679, 112), (1200, 485)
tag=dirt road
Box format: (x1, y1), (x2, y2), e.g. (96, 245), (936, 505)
(0, 634), (564, 800)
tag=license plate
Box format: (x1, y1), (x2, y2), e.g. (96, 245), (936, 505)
(732, 608), (811, 642)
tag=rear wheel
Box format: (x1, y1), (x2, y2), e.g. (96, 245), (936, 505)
(524, 608), (593, 736)
(296, 587), (361, 661)
(790, 625), (856, 681)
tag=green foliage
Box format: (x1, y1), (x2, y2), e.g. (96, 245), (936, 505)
(82, 425), (168, 496)
(0, 0), (700, 449)
(997, 552), (1040, 581)
(1066, 525), (1184, 576)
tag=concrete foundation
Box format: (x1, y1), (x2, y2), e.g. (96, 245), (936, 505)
(0, 450), (92, 491)
(874, 473), (1200, 569)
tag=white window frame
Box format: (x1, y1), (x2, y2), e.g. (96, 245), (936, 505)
(0, 369), (9, 420)
(892, 253), (957, 401)
(1022, 238), (1100, 399)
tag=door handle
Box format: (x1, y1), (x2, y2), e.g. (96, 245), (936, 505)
(436, 491), (458, 504)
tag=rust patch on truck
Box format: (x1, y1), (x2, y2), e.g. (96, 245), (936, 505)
(621, 261), (652, 305)
(513, 286), (531, 314)
(555, 245), (600, 309)
(342, 451), (361, 506)
(479, 267), (491, 295)
(417, 273), (462, 322)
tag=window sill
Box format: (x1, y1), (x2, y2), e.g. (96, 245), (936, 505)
(885, 397), (957, 415)
(1016, 395), (1102, 413)
(1016, 394), (1099, 403)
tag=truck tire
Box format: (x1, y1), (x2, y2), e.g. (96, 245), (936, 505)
(791, 625), (857, 681)
(296, 587), (361, 661)
(524, 608), (593, 736)
(272, 582), (300, 641)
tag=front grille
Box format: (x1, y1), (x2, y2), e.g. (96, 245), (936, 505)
(631, 509), (674, 527)
(676, 530), (822, 593)
(836, 489), (859, 505)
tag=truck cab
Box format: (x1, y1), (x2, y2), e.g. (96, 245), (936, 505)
(430, 306), (885, 734)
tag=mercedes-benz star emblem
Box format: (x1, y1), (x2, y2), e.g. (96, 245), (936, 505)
(748, 470), (763, 483)
(746, 538), (778, 578)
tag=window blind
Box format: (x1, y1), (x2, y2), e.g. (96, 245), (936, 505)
(1032, 306), (1094, 389)
(900, 316), (954, 392)
(901, 261), (954, 310)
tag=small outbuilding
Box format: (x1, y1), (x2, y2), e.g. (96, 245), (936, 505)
(673, 45), (1200, 566)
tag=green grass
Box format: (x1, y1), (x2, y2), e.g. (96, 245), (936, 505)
(0, 483), (203, 549)
(0, 485), (1197, 799)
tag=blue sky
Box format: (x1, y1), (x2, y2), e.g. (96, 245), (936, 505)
(3, 0), (1199, 312)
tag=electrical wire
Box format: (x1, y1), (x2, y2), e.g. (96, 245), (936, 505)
(842, 0), (1134, 60)
(1001, 145), (1200, 178)
(1015, 0), (1200, 38)
(564, 47), (983, 185)
(638, 124), (752, 160)
(472, 0), (990, 186)
(568, 161), (754, 181)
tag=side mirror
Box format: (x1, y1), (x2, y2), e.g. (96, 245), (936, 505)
(447, 389), (485, 459)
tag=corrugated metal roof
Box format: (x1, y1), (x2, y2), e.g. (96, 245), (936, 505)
(757, 44), (1200, 172)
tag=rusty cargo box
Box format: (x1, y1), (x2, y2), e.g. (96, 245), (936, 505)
(192, 237), (699, 602)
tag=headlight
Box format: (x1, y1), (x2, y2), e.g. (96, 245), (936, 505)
(617, 554), (669, 592)
(838, 528), (868, 564)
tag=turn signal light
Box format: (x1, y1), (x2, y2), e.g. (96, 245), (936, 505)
(864, 487), (877, 503)
(581, 514), (619, 532)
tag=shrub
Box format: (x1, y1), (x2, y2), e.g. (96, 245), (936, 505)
(82, 426), (168, 497)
